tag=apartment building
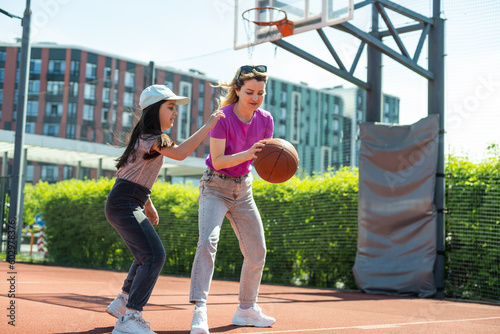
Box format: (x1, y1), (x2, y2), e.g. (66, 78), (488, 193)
(0, 42), (399, 184)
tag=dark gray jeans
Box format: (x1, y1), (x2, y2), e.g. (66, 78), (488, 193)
(105, 178), (166, 311)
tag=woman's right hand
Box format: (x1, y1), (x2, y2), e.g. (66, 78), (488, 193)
(246, 139), (267, 160)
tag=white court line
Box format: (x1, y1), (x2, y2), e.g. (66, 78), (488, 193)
(245, 316), (500, 333)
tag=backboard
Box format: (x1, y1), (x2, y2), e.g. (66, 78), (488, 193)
(235, 0), (354, 50)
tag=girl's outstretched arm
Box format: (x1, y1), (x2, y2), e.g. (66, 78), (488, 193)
(156, 110), (225, 160)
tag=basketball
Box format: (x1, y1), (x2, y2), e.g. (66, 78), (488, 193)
(254, 138), (299, 183)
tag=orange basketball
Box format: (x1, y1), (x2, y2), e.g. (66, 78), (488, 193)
(254, 138), (299, 183)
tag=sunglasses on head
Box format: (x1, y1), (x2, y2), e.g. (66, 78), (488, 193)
(236, 65), (267, 80)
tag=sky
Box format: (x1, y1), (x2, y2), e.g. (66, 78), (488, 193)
(1, 0), (499, 162)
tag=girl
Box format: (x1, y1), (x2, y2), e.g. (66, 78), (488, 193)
(105, 84), (224, 334)
(189, 66), (275, 334)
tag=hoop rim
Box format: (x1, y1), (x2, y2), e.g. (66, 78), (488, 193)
(242, 6), (289, 27)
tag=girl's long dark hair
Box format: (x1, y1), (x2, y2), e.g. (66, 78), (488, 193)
(115, 100), (174, 170)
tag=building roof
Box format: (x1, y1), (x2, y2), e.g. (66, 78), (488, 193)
(0, 41), (217, 82)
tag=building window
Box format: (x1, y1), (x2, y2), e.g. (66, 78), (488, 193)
(25, 164), (34, 182)
(84, 84), (96, 100)
(280, 107), (286, 121)
(63, 166), (74, 180)
(80, 126), (87, 140)
(43, 123), (59, 137)
(48, 60), (65, 75)
(104, 66), (112, 83)
(66, 123), (75, 139)
(67, 102), (77, 119)
(30, 59), (41, 74)
(320, 146), (332, 173)
(103, 87), (110, 103)
(177, 81), (192, 141)
(46, 102), (63, 117)
(357, 110), (363, 122)
(28, 80), (39, 95)
(124, 71), (135, 88)
(0, 50), (6, 61)
(101, 108), (109, 123)
(123, 92), (134, 107)
(279, 124), (286, 138)
(290, 91), (301, 144)
(83, 104), (94, 121)
(0, 68), (4, 83)
(27, 101), (38, 116)
(122, 110), (133, 128)
(164, 80), (173, 89)
(198, 96), (204, 128)
(334, 103), (340, 115)
(333, 118), (340, 132)
(67, 82), (78, 97)
(41, 165), (59, 182)
(47, 81), (64, 96)
(25, 122), (36, 134)
(86, 63), (97, 80)
(114, 69), (120, 85)
(70, 60), (80, 76)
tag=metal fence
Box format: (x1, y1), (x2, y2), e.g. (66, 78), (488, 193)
(1, 166), (499, 304)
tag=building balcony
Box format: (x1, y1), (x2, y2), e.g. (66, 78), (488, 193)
(46, 73), (65, 81)
(44, 115), (62, 122)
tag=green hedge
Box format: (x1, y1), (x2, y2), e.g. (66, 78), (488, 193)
(445, 154), (500, 301)
(22, 168), (359, 289)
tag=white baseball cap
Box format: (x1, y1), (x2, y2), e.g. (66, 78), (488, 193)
(139, 85), (190, 110)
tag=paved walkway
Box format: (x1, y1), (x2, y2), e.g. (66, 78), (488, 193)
(1, 262), (499, 333)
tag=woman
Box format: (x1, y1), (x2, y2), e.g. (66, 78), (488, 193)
(189, 65), (275, 334)
(105, 84), (224, 334)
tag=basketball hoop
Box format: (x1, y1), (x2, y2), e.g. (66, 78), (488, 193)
(242, 6), (294, 38)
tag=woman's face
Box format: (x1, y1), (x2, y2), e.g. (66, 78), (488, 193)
(159, 100), (178, 131)
(237, 78), (266, 112)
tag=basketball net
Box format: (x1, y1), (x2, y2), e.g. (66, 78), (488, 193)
(242, 7), (294, 59)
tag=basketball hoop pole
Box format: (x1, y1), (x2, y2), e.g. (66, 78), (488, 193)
(429, 0), (445, 300)
(366, 3), (382, 123)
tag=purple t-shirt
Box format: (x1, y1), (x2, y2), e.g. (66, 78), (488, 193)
(206, 103), (274, 177)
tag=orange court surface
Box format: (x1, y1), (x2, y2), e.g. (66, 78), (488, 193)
(1, 262), (499, 333)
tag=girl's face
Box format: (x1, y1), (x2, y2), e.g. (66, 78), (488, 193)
(237, 79), (266, 112)
(159, 100), (178, 131)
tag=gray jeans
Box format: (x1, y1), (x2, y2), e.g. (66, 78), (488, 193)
(189, 169), (266, 304)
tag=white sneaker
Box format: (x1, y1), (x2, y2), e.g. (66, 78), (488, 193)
(190, 306), (209, 334)
(231, 304), (275, 327)
(112, 311), (156, 334)
(106, 293), (128, 318)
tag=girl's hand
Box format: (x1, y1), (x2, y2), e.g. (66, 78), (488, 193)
(206, 109), (225, 130)
(145, 200), (159, 226)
